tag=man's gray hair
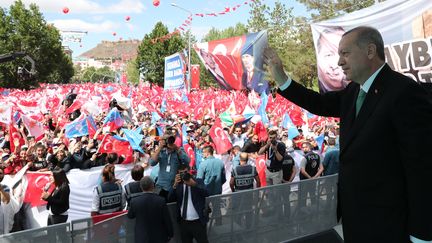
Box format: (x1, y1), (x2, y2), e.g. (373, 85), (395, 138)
(343, 26), (385, 61)
(140, 176), (155, 192)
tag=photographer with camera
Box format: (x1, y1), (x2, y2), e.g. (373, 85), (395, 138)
(168, 164), (209, 243)
(150, 132), (190, 201)
(258, 130), (286, 185)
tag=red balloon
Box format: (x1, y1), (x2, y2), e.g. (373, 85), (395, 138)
(125, 16), (130, 21)
(62, 7), (69, 14)
(112, 32), (117, 36)
(153, 0), (160, 7)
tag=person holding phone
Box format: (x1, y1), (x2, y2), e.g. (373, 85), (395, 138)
(41, 168), (70, 225)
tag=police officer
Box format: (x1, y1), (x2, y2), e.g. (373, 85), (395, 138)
(299, 142), (323, 209)
(230, 152), (261, 192)
(282, 151), (296, 183)
(124, 165), (144, 209)
(229, 152), (260, 229)
(300, 142), (323, 180)
(91, 164), (126, 216)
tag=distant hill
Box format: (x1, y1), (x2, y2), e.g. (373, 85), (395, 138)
(78, 39), (141, 61)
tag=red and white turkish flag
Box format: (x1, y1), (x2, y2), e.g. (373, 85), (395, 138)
(23, 172), (53, 207)
(184, 143), (196, 170)
(9, 123), (25, 153)
(98, 135), (133, 163)
(255, 155), (267, 187)
(208, 119), (232, 154)
(21, 114), (45, 141)
(191, 64), (200, 89)
(65, 99), (83, 114)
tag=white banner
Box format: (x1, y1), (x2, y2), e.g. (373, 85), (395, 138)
(311, 0), (432, 93)
(61, 31), (87, 43)
(3, 164), (154, 229)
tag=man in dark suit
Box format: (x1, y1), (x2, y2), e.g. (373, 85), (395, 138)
(168, 164), (209, 243)
(264, 26), (432, 242)
(241, 52), (269, 94)
(127, 176), (173, 243)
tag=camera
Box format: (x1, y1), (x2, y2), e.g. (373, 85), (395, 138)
(165, 135), (176, 146)
(180, 171), (191, 181)
(271, 140), (277, 146)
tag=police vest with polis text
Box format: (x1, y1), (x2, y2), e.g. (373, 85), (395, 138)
(96, 182), (123, 214)
(233, 165), (256, 191)
(300, 151), (321, 180)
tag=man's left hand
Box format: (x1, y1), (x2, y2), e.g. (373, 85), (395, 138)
(184, 178), (197, 187)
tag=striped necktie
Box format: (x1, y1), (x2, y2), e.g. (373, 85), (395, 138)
(355, 89), (367, 116)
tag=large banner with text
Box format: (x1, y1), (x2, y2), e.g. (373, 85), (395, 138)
(164, 52), (186, 90)
(311, 0), (432, 93)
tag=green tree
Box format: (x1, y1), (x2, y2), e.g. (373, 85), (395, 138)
(79, 66), (115, 83)
(136, 22), (185, 86)
(0, 0), (74, 89)
(203, 23), (248, 42)
(125, 59), (140, 85)
(298, 0), (380, 21)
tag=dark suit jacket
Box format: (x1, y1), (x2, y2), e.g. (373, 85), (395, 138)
(127, 192), (173, 243)
(168, 178), (209, 226)
(45, 183), (70, 215)
(279, 64), (432, 242)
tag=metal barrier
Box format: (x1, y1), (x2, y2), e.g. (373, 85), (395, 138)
(0, 175), (338, 243)
(206, 175), (338, 243)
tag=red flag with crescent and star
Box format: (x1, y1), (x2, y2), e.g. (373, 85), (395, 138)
(9, 123), (25, 153)
(191, 64), (200, 89)
(23, 172), (53, 207)
(255, 155), (267, 187)
(98, 135), (133, 163)
(208, 119), (232, 154)
(183, 143), (196, 172)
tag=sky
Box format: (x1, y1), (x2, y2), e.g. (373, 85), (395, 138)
(1, 0), (310, 58)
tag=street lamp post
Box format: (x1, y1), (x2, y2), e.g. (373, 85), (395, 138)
(170, 3), (192, 93)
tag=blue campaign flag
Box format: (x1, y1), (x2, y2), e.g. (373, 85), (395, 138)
(306, 110), (316, 119)
(13, 111), (21, 124)
(151, 111), (161, 125)
(181, 124), (188, 145)
(160, 97), (167, 113)
(103, 108), (124, 132)
(315, 134), (325, 151)
(105, 86), (114, 92)
(122, 129), (144, 153)
(65, 119), (88, 138)
(182, 91), (189, 103)
(156, 125), (165, 136)
(281, 113), (300, 140)
(258, 92), (269, 125)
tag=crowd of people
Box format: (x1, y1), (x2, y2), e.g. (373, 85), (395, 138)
(0, 24), (429, 243)
(0, 79), (340, 239)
